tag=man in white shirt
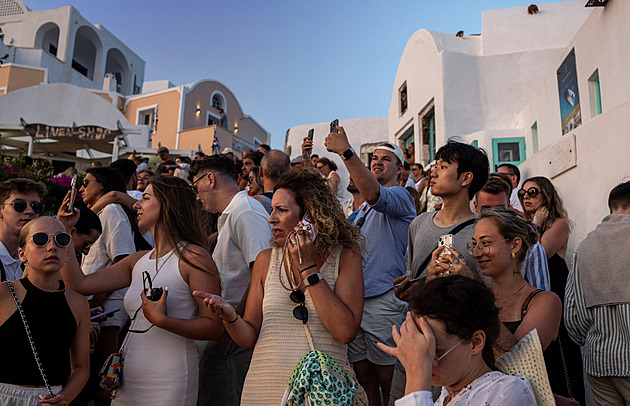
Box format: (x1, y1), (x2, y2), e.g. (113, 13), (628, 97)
(192, 155), (272, 406)
(0, 178), (46, 281)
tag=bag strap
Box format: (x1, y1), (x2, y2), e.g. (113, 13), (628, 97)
(520, 289), (543, 319)
(557, 335), (574, 399)
(6, 281), (55, 398)
(414, 218), (476, 276)
(302, 323), (315, 352)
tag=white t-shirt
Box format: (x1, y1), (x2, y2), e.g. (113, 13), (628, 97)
(0, 240), (22, 281)
(510, 188), (524, 212)
(127, 190), (143, 200)
(82, 203), (135, 301)
(213, 191), (272, 306)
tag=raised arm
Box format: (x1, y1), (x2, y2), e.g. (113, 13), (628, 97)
(89, 191), (138, 214)
(193, 248), (271, 349)
(538, 218), (570, 258)
(141, 244), (223, 341)
(325, 126), (381, 204)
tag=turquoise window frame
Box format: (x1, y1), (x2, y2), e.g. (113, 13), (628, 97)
(428, 113), (436, 162)
(471, 140), (478, 149)
(492, 137), (526, 170)
(400, 125), (414, 148)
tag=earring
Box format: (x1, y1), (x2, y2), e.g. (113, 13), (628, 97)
(511, 252), (515, 259)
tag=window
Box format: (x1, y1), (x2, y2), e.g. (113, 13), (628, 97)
(48, 43), (57, 56)
(471, 140), (478, 149)
(421, 105), (436, 162)
(492, 137), (525, 169)
(531, 122), (539, 153)
(212, 94), (223, 110)
(588, 69), (602, 118)
(399, 82), (408, 115)
(206, 111), (220, 126)
(137, 106), (158, 133)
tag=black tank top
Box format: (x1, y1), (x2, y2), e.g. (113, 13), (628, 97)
(0, 278), (77, 386)
(502, 289), (543, 334)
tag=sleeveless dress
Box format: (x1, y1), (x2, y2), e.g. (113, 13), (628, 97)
(240, 246), (349, 405)
(112, 247), (199, 406)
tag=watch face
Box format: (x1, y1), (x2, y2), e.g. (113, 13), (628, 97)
(307, 273), (322, 286)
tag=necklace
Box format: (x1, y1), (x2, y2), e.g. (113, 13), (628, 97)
(495, 281), (528, 305)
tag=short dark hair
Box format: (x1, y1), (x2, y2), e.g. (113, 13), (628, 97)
(194, 151), (206, 158)
(311, 154), (319, 159)
(608, 180), (630, 211)
(261, 150), (290, 182)
(86, 167), (127, 194)
(0, 178), (47, 204)
(109, 159), (137, 184)
(413, 163), (424, 172)
(75, 206), (102, 235)
(258, 144), (271, 152)
(408, 275), (500, 369)
(403, 161), (410, 170)
(435, 140), (489, 199)
(316, 157), (338, 171)
(189, 155), (238, 182)
(497, 163), (521, 186)
(482, 175), (512, 197)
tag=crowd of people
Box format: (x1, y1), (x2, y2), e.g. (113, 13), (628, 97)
(0, 129), (628, 406)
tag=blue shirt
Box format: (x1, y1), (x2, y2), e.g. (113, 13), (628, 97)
(521, 242), (550, 291)
(353, 185), (416, 298)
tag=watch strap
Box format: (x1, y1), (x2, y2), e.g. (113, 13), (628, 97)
(341, 147), (355, 160)
(304, 272), (323, 287)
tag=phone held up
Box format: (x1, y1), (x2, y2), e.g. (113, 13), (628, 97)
(330, 119), (339, 134)
(438, 234), (453, 258)
(307, 128), (314, 141)
(66, 174), (78, 213)
(297, 213), (317, 242)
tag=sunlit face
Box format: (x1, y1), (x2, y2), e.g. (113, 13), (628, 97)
(371, 149), (401, 185)
(316, 162), (330, 177)
(269, 188), (302, 245)
(133, 185), (160, 232)
(0, 191), (42, 237)
(416, 316), (475, 389)
(248, 171), (262, 195)
(73, 228), (101, 256)
(412, 165), (423, 179)
(18, 218), (69, 273)
(79, 174), (103, 206)
(430, 159), (465, 198)
(242, 157), (255, 176)
(137, 171), (152, 192)
(474, 191), (509, 213)
(311, 156), (319, 167)
(521, 180), (544, 214)
(471, 218), (515, 278)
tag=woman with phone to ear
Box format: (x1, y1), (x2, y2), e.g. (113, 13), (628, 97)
(0, 217), (90, 405)
(194, 168), (365, 405)
(59, 176), (223, 405)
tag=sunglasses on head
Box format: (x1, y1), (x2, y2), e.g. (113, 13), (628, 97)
(518, 187), (540, 199)
(31, 232), (71, 247)
(3, 200), (45, 215)
(290, 290), (308, 324)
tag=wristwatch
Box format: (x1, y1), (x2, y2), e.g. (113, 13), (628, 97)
(303, 272), (323, 287)
(340, 147), (355, 160)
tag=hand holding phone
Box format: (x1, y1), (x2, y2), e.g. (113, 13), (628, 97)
(297, 213), (317, 242)
(307, 128), (314, 140)
(91, 307), (120, 321)
(330, 119), (339, 134)
(66, 174), (78, 213)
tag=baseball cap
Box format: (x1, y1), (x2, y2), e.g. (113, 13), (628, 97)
(375, 143), (405, 165)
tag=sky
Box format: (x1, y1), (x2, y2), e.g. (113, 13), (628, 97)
(27, 0), (568, 150)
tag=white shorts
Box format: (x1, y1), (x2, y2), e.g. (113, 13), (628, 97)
(0, 383), (63, 406)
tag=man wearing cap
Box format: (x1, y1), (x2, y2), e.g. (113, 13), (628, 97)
(326, 126), (416, 405)
(156, 146), (175, 176)
(221, 148), (236, 161)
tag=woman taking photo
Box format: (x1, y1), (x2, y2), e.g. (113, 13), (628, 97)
(194, 168), (364, 405)
(379, 275), (536, 405)
(0, 217), (90, 405)
(469, 208), (561, 356)
(60, 176), (223, 405)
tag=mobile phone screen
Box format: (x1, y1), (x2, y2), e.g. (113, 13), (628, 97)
(330, 119), (339, 134)
(307, 129), (314, 140)
(67, 174), (78, 213)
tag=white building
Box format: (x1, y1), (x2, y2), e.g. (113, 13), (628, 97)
(285, 117), (388, 199)
(389, 0), (630, 253)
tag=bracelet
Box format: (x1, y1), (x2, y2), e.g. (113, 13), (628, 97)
(221, 314), (239, 324)
(300, 264), (317, 273)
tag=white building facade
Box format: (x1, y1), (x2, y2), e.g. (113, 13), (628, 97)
(389, 0), (630, 252)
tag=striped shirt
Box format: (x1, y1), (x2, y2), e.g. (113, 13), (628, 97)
(521, 242), (550, 291)
(564, 250), (630, 377)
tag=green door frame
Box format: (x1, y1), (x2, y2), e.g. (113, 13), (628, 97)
(492, 137), (526, 170)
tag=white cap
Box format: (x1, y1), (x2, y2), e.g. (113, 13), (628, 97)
(375, 143), (405, 165)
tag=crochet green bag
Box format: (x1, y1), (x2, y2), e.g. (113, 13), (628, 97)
(282, 348), (357, 406)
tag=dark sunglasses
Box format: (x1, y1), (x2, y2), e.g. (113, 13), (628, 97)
(82, 179), (98, 188)
(31, 232), (71, 247)
(3, 200), (45, 215)
(290, 290), (308, 324)
(518, 187), (540, 199)
(191, 172), (210, 193)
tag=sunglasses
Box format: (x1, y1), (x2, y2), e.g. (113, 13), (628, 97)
(3, 200), (45, 215)
(290, 290), (308, 324)
(82, 179), (99, 188)
(191, 172), (210, 193)
(31, 232), (71, 247)
(517, 187), (540, 199)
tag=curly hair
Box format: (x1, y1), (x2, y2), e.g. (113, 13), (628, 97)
(274, 168), (363, 258)
(408, 275), (500, 369)
(520, 176), (572, 232)
(477, 208), (539, 264)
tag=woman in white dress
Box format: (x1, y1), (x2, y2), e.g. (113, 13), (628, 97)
(379, 275), (536, 406)
(60, 176), (222, 405)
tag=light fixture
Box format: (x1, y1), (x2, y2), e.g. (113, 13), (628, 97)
(196, 106), (201, 115)
(585, 0), (608, 6)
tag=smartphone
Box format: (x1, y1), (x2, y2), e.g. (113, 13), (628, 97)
(330, 119), (339, 133)
(307, 128), (314, 140)
(438, 234), (453, 247)
(91, 307), (120, 321)
(298, 213), (317, 242)
(67, 174), (78, 213)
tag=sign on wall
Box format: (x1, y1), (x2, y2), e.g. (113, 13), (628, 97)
(21, 119), (123, 141)
(557, 49), (582, 135)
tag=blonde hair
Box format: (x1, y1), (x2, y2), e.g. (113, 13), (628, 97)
(18, 216), (66, 277)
